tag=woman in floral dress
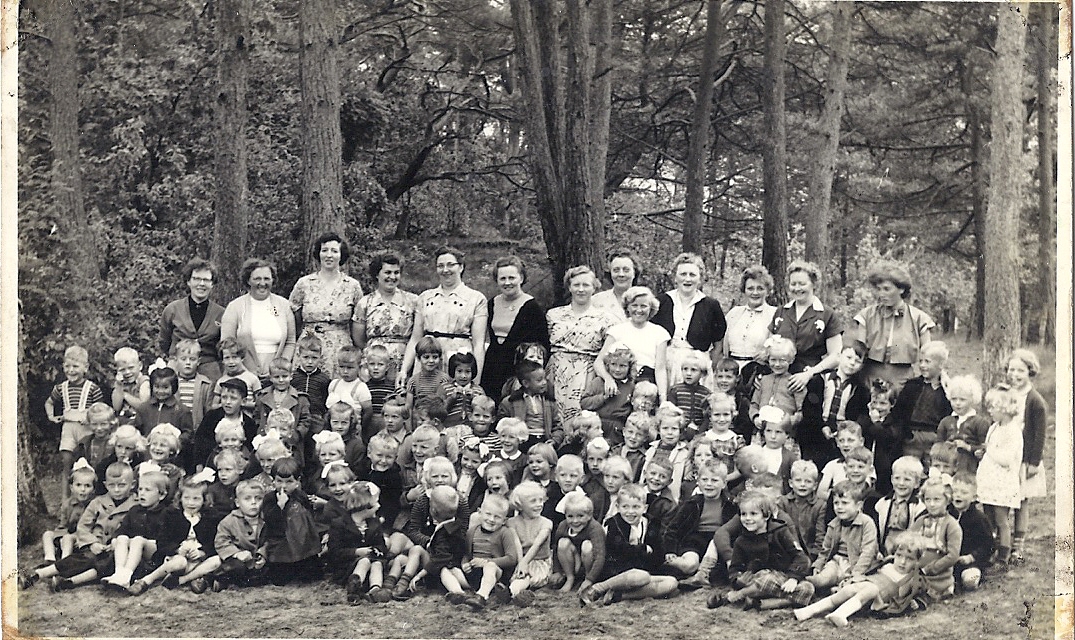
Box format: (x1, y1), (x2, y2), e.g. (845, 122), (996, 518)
(288, 232), (364, 378)
(546, 266), (620, 424)
(353, 251), (418, 378)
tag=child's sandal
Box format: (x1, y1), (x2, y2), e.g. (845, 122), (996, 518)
(18, 572), (39, 590)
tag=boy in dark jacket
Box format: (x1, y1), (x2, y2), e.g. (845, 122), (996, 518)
(497, 360), (564, 451)
(708, 490), (813, 610)
(951, 472), (995, 592)
(399, 486), (468, 602)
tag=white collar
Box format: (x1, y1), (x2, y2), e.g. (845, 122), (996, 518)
(784, 297), (826, 312)
(668, 290), (705, 307)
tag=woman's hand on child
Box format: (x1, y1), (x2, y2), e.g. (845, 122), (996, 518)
(664, 553), (677, 564)
(821, 426), (834, 440)
(602, 375), (619, 397)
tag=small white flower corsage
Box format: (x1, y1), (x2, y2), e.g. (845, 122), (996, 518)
(815, 319), (825, 333)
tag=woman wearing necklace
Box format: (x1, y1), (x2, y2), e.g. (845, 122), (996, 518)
(481, 256), (549, 403)
(353, 251), (418, 378)
(651, 252), (727, 388)
(221, 258), (296, 380)
(590, 248), (642, 323)
(288, 232), (364, 378)
(397, 246), (488, 385)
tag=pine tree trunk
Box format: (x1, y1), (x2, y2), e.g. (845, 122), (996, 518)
(963, 61), (987, 340)
(683, 0), (725, 254)
(1034, 3), (1057, 345)
(18, 313), (51, 545)
(589, 0), (612, 206)
(761, 0), (789, 302)
(210, 0), (252, 304)
(299, 0), (345, 261)
(803, 1), (852, 291)
(983, 3), (1027, 386)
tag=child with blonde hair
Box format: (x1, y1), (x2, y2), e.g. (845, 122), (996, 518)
(550, 491), (606, 593)
(74, 403), (117, 479)
(326, 346), (374, 418)
(908, 476), (962, 600)
(875, 455), (926, 554)
(459, 495), (520, 609)
(327, 481), (389, 603)
(612, 412), (653, 481)
(172, 339), (214, 426)
(47, 345), (106, 498)
(95, 425), (146, 488)
(208, 448), (247, 513)
(211, 479), (268, 590)
(101, 470), (189, 590)
(664, 460), (732, 578)
(891, 340), (952, 460)
(977, 385), (1023, 564)
(1007, 348), (1049, 564)
(641, 403), (691, 499)
(523, 442), (558, 487)
(111, 346), (151, 426)
(750, 337), (806, 438)
(937, 374), (990, 473)
(581, 346), (636, 442)
(42, 460), (98, 563)
(493, 417), (530, 484)
(507, 481), (554, 606)
(356, 433), (405, 529)
(666, 349), (711, 438)
(630, 380), (660, 417)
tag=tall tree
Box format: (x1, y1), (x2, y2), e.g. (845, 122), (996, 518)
(509, 0), (607, 298)
(1033, 3), (1057, 344)
(983, 2), (1027, 385)
(803, 1), (852, 288)
(210, 0), (252, 303)
(683, 0), (727, 253)
(761, 0), (788, 300)
(299, 0), (345, 261)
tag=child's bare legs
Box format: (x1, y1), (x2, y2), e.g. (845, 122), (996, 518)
(440, 567), (469, 595)
(806, 561), (842, 590)
(986, 505), (1012, 562)
(664, 551), (700, 576)
(41, 530), (60, 564)
(387, 532), (412, 556)
(681, 542), (719, 587)
(794, 581), (878, 622)
(475, 563), (502, 598)
(590, 569), (676, 602)
(557, 539), (593, 592)
(104, 535), (157, 587)
(59, 451), (74, 502)
(177, 556), (222, 585)
(59, 533), (77, 560)
(136, 555), (189, 590)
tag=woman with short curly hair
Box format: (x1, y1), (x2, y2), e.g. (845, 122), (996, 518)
(851, 261), (934, 386)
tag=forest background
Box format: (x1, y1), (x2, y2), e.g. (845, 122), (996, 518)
(10, 0), (1063, 548)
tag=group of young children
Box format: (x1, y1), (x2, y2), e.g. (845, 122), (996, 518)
(21, 329), (1049, 628)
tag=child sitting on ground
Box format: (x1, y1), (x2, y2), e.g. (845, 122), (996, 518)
(950, 472), (995, 592)
(641, 459), (677, 532)
(875, 455), (926, 554)
(664, 460), (733, 579)
(327, 481), (389, 603)
(547, 454), (585, 532)
(41, 460), (98, 564)
(507, 481), (554, 607)
(581, 346), (637, 442)
(261, 457), (323, 585)
(937, 375), (990, 474)
(579, 484), (678, 605)
(211, 479), (268, 590)
(550, 492), (606, 594)
(707, 490), (813, 611)
(666, 350), (712, 439)
(46, 346), (106, 498)
(405, 486), (468, 603)
(460, 495), (520, 610)
(908, 476), (962, 600)
(807, 481), (879, 591)
(794, 532), (929, 626)
(101, 470), (189, 590)
(890, 340), (952, 461)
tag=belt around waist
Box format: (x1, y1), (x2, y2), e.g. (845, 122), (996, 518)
(427, 331), (471, 340)
(729, 354), (755, 361)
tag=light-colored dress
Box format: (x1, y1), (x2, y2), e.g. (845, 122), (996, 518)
(591, 289), (628, 322)
(289, 273), (363, 378)
(546, 305), (618, 424)
(606, 321), (670, 373)
(417, 284), (488, 368)
(723, 303), (776, 369)
(353, 288), (419, 373)
(976, 419), (1023, 509)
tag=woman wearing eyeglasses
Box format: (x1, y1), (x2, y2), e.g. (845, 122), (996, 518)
(397, 246), (488, 386)
(159, 257), (225, 381)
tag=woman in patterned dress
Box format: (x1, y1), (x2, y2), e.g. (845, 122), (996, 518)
(546, 266), (619, 424)
(288, 232), (364, 378)
(397, 246), (488, 386)
(590, 247), (643, 323)
(352, 251), (418, 379)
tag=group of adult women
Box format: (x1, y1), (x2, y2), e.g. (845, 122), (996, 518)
(160, 235), (936, 421)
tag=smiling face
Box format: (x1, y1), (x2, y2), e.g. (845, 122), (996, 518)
(319, 448), (344, 466)
(435, 253), (463, 287)
(453, 363), (474, 386)
(484, 468), (509, 494)
(696, 469), (725, 498)
(376, 262), (401, 294)
(1006, 357), (1031, 390)
(148, 435), (174, 462)
(411, 437), (437, 466)
(247, 266), (274, 301)
(519, 492), (545, 517)
(643, 466), (671, 493)
(739, 505), (767, 533)
(835, 431), (864, 457)
(787, 270), (815, 304)
(607, 358), (631, 382)
(318, 240), (342, 271)
(743, 278), (769, 310)
(368, 443), (397, 471)
(427, 465), (454, 488)
(617, 494), (646, 525)
(327, 475), (351, 500)
(789, 471), (817, 499)
(497, 264), (523, 299)
(218, 433), (244, 450)
(527, 452), (552, 479)
(568, 273), (596, 305)
(890, 470), (919, 500)
(713, 370), (737, 393)
(565, 506), (590, 529)
(469, 404), (493, 435)
(188, 268), (214, 303)
(872, 280), (903, 307)
(951, 482), (976, 511)
(63, 359), (88, 385)
(459, 448), (482, 474)
(90, 416), (114, 439)
(710, 406), (734, 434)
(844, 458), (871, 485)
(767, 347), (793, 376)
(608, 257), (636, 290)
(499, 434), (520, 455)
(627, 299), (651, 325)
(419, 352), (441, 374)
(115, 356), (140, 385)
(622, 424), (646, 450)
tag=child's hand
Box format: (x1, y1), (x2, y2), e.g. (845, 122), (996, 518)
(512, 567), (527, 581)
(234, 550), (253, 563)
(974, 448), (985, 460)
(1024, 463), (1039, 479)
(576, 579), (593, 593)
(462, 560), (473, 572)
(309, 495), (328, 507)
(664, 553), (677, 564)
(780, 578), (798, 594)
(821, 426), (834, 440)
(957, 554), (973, 566)
(89, 542), (106, 555)
(48, 412), (63, 424)
(276, 489), (289, 508)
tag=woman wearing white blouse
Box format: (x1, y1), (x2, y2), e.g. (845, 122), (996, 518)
(723, 265), (777, 370)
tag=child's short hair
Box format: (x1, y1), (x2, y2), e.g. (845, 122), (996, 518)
(343, 481), (379, 511)
(382, 395), (410, 419)
(481, 493), (511, 517)
(175, 339), (202, 358)
(680, 349), (711, 372)
(585, 436), (611, 456)
(615, 483), (646, 505)
(515, 341), (549, 366)
(763, 336), (797, 361)
(87, 402), (116, 424)
(889, 532), (929, 559)
(324, 462), (356, 483)
(368, 432), (401, 456)
(235, 479), (267, 500)
(919, 476), (953, 501)
(421, 456), (458, 488)
(712, 358), (740, 377)
(1008, 348), (1042, 378)
(738, 490), (776, 518)
(556, 454), (584, 475)
(602, 456), (633, 481)
(707, 391), (737, 414)
(572, 410), (603, 436)
(104, 461), (135, 481)
(411, 424), (441, 444)
(139, 470), (170, 495)
(337, 345), (363, 366)
(64, 345), (90, 365)
(763, 416), (791, 434)
(842, 340), (869, 361)
(213, 448), (248, 471)
(561, 491), (593, 515)
(890, 455), (925, 480)
(789, 459), (819, 482)
(268, 357), (292, 377)
(414, 396), (448, 424)
(113, 346), (140, 364)
(835, 420), (864, 440)
(646, 457), (675, 477)
(514, 359), (544, 384)
(271, 456), (302, 479)
(946, 375), (984, 404)
(527, 442), (558, 467)
(363, 343), (389, 360)
(296, 333), (324, 355)
(929, 441), (958, 467)
(149, 367), (179, 394)
(215, 420), (245, 443)
(603, 345), (637, 373)
(869, 377), (899, 404)
(414, 336), (443, 358)
(734, 445), (766, 475)
(831, 480), (866, 502)
(265, 408), (296, 432)
(919, 340), (949, 362)
(428, 485), (460, 516)
(747, 471), (783, 494)
(951, 471), (976, 489)
(313, 431), (346, 455)
(623, 412), (655, 440)
(510, 480), (547, 509)
(845, 446), (874, 467)
(698, 459), (728, 481)
(447, 352), (478, 377)
(148, 423), (182, 454)
(216, 338), (245, 359)
(984, 385), (1020, 417)
(327, 401), (357, 432)
(176, 474), (213, 508)
(496, 417), (530, 440)
(471, 394), (496, 414)
(633, 380), (660, 402)
(255, 435), (289, 458)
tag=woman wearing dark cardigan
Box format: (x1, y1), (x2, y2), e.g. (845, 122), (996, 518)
(481, 256), (549, 402)
(651, 252), (727, 387)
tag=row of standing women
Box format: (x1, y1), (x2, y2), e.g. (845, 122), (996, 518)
(160, 235), (936, 422)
